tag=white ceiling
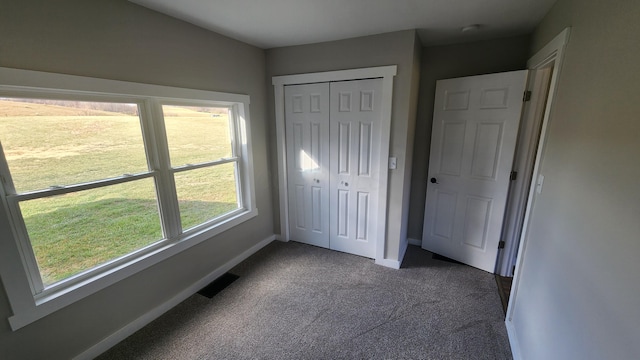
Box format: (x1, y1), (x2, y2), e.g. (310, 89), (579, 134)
(130, 0), (557, 49)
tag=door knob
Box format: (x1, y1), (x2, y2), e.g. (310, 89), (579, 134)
(430, 177), (438, 184)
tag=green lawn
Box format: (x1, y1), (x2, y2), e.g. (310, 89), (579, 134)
(0, 100), (238, 286)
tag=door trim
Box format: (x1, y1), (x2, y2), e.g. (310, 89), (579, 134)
(498, 29), (572, 277)
(273, 66), (397, 265)
(505, 28), (570, 360)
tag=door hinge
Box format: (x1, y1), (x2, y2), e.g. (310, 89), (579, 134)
(498, 241), (506, 249)
(510, 171), (518, 181)
(512, 265), (516, 276)
(523, 91), (532, 102)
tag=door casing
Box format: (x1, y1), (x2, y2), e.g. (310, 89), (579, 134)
(273, 66), (397, 266)
(505, 28), (571, 360)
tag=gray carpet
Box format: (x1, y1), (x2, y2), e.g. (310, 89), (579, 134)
(97, 242), (512, 360)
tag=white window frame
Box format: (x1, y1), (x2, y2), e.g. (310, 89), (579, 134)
(0, 67), (257, 330)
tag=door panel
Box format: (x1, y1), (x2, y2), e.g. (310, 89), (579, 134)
(356, 192), (369, 240)
(462, 196), (492, 249)
(329, 79), (382, 258)
(422, 70), (528, 273)
(285, 83), (330, 248)
(471, 122), (503, 180)
(440, 121), (466, 176)
(433, 189), (457, 240)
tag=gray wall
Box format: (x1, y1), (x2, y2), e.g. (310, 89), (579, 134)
(0, 1), (273, 359)
(510, 0), (640, 358)
(407, 35), (531, 240)
(266, 30), (421, 260)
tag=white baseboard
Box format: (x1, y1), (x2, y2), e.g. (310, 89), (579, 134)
(74, 234), (277, 360)
(375, 239), (409, 270)
(398, 238), (409, 266)
(274, 234), (288, 242)
(408, 238), (422, 246)
(375, 257), (401, 269)
(505, 319), (522, 360)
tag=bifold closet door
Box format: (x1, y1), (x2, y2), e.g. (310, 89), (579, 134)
(329, 78), (382, 258)
(285, 83), (330, 248)
(284, 78), (383, 259)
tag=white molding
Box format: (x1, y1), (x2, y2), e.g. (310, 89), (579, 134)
(8, 209), (259, 330)
(398, 239), (409, 266)
(272, 66), (397, 265)
(527, 28), (571, 69)
(375, 73), (396, 265)
(0, 67), (248, 104)
(273, 83), (290, 242)
(505, 27), (571, 355)
(407, 238), (422, 246)
(497, 69), (552, 276)
(272, 66), (397, 87)
(374, 257), (401, 270)
(73, 235), (276, 360)
(505, 320), (523, 360)
(274, 234), (288, 242)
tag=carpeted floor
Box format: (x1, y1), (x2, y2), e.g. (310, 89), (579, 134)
(98, 241), (512, 360)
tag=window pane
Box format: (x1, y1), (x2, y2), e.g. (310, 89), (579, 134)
(174, 163), (239, 231)
(20, 179), (163, 287)
(163, 105), (232, 166)
(0, 98), (147, 193)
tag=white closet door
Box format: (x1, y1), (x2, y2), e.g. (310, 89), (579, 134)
(329, 78), (382, 258)
(285, 83), (330, 248)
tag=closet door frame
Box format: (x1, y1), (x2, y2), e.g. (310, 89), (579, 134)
(273, 65), (397, 266)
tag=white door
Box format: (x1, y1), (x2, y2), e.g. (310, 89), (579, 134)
(285, 83), (330, 248)
(329, 79), (382, 258)
(284, 79), (383, 258)
(422, 70), (528, 273)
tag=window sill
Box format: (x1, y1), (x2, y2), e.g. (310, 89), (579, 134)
(8, 207), (258, 331)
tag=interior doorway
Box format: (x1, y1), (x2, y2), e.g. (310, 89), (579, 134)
(498, 28), (571, 278)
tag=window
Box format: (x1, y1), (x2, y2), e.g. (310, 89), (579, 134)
(1, 98), (164, 290)
(0, 68), (256, 329)
(162, 104), (241, 230)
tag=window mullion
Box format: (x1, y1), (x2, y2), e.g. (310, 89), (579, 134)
(171, 158), (238, 173)
(143, 100), (182, 239)
(11, 172), (155, 202)
(230, 104), (245, 209)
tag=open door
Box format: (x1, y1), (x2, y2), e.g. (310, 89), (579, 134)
(422, 70), (528, 273)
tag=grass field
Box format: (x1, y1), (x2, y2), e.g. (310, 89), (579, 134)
(0, 99), (238, 286)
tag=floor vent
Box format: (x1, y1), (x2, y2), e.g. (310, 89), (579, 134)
(198, 273), (239, 299)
